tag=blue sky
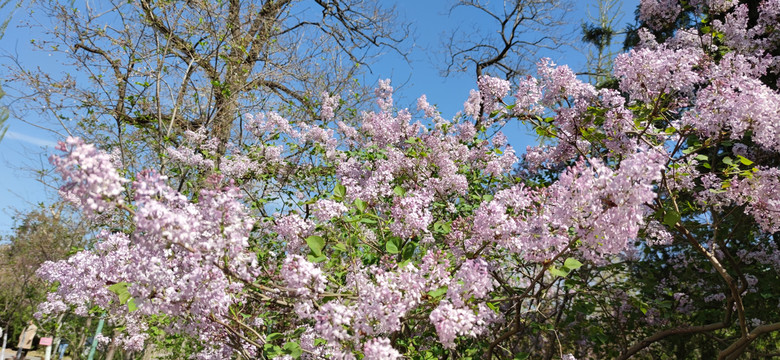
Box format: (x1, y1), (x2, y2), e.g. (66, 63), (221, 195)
(0, 0), (638, 235)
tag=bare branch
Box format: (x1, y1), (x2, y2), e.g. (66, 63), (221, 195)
(442, 0), (573, 82)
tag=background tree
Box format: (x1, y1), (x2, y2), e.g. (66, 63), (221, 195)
(441, 0), (573, 82)
(2, 0), (408, 176)
(0, 87), (6, 142)
(580, 0), (625, 84)
(0, 204), (86, 352)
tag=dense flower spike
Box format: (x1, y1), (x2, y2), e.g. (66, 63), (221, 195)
(362, 338), (401, 359)
(614, 47), (703, 103)
(49, 137), (128, 217)
(320, 92), (340, 121)
(639, 0), (682, 30)
(731, 168), (780, 233)
(282, 255), (327, 298)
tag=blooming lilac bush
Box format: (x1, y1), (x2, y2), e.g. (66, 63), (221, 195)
(37, 0), (780, 358)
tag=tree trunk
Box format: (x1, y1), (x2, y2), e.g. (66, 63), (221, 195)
(75, 317), (92, 360)
(141, 343), (155, 360)
(104, 329), (120, 360)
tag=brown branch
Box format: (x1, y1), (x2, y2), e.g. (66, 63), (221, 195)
(244, 0), (293, 65)
(245, 78), (317, 119)
(485, 241), (574, 358)
(720, 322), (780, 360)
(138, 0), (220, 81)
(677, 223), (748, 338)
(617, 320), (730, 360)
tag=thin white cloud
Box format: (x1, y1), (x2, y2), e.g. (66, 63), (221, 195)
(4, 130), (59, 148)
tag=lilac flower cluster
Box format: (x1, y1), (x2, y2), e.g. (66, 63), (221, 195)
(512, 76), (543, 116)
(49, 137), (128, 217)
(639, 0), (682, 30)
(428, 259), (500, 348)
(390, 189), (434, 238)
(731, 168), (780, 233)
(320, 92), (340, 121)
(166, 145), (215, 170)
(476, 148), (666, 261)
(283, 258), (431, 356)
(463, 89), (482, 120)
(220, 153), (262, 178)
(42, 157), (259, 355)
(274, 214), (314, 253)
(375, 79), (394, 111)
(281, 255), (327, 298)
(362, 338), (401, 359)
(477, 75), (511, 117)
(416, 94), (438, 118)
(536, 58), (596, 106)
(614, 47), (703, 103)
(683, 53), (780, 151)
(37, 231), (129, 316)
(245, 111), (295, 138)
(313, 199), (348, 221)
(695, 0), (737, 13)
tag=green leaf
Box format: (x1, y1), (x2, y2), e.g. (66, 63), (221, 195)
(694, 154), (708, 161)
(563, 258), (583, 270)
(127, 298), (137, 312)
(354, 198), (366, 212)
(108, 282), (133, 305)
(486, 302), (498, 312)
(263, 343), (278, 355)
(118, 291), (131, 305)
(292, 327), (306, 336)
(723, 156), (733, 165)
(307, 254), (327, 263)
(658, 300), (674, 309)
(549, 267), (569, 278)
(108, 282), (128, 294)
(333, 243), (347, 252)
(433, 221), (452, 234)
(305, 235), (324, 256)
(386, 240), (399, 254)
(282, 342), (302, 358)
(393, 185), (406, 197)
(333, 183), (346, 198)
(267, 333), (283, 341)
(427, 286), (448, 299)
(663, 210), (680, 227)
(401, 241), (416, 260)
(737, 155), (753, 166)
